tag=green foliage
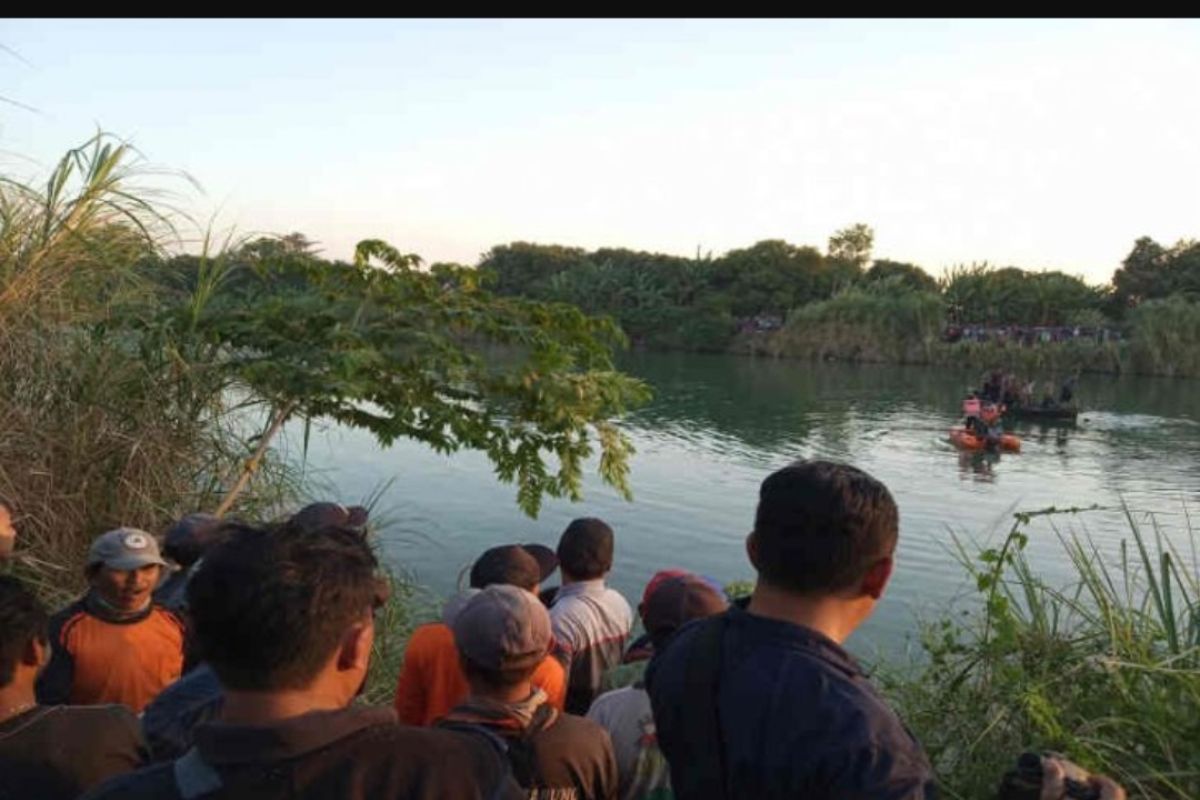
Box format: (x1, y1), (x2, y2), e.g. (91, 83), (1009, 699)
(1113, 237), (1200, 311)
(882, 506), (1200, 800)
(0, 135), (300, 600)
(1127, 295), (1200, 378)
(941, 264), (1103, 326)
(774, 287), (945, 363)
(866, 259), (939, 294)
(827, 222), (875, 270)
(713, 239), (841, 317)
(149, 238), (652, 517)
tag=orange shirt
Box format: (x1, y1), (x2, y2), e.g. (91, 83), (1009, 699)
(36, 598), (186, 714)
(394, 622), (566, 726)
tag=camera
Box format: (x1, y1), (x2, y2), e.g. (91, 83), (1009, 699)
(997, 752), (1100, 800)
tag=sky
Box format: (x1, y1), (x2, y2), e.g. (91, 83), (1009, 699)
(2, 18), (1198, 282)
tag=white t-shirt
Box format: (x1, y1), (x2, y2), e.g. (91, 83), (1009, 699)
(586, 685), (672, 800)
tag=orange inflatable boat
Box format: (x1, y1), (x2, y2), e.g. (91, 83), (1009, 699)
(948, 427), (1021, 453)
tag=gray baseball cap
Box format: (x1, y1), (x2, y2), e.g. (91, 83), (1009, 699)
(450, 584), (551, 672)
(87, 527), (168, 571)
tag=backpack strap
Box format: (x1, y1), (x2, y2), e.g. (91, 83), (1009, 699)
(173, 747), (223, 799)
(506, 703), (557, 787)
(434, 721), (519, 800)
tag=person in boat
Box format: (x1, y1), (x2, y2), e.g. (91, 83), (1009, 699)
(1021, 380), (1036, 407)
(1060, 375), (1077, 404)
(962, 394), (986, 437)
(979, 403), (1005, 447)
(979, 372), (998, 403)
(1001, 373), (1020, 409)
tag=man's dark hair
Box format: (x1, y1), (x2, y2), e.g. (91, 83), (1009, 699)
(556, 518), (614, 580)
(162, 513), (222, 567)
(0, 575), (48, 688)
(186, 520), (382, 691)
(459, 655), (539, 694)
(752, 460), (899, 594)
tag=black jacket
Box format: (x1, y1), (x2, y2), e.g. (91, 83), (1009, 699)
(646, 607), (937, 800)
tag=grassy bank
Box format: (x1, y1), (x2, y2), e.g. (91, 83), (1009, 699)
(745, 291), (1200, 378)
(881, 506), (1200, 799)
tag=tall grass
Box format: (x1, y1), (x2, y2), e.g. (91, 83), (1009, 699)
(882, 506), (1200, 799)
(1127, 296), (1200, 378)
(770, 286), (945, 363)
(762, 287), (1200, 378)
(0, 134), (298, 604)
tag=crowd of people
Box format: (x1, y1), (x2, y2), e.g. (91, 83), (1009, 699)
(0, 465), (1126, 799)
(942, 323), (1121, 346)
(978, 370), (1077, 410)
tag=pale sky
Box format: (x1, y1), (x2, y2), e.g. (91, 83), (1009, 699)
(2, 19), (1198, 283)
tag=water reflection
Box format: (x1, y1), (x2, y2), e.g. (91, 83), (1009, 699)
(957, 450), (999, 483)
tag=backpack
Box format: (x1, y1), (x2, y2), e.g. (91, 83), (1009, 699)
(439, 703), (557, 788)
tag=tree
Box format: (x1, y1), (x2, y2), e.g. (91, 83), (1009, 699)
(865, 260), (938, 294)
(167, 239), (651, 517)
(1112, 236), (1200, 309)
(478, 242), (591, 298)
(827, 223), (875, 270)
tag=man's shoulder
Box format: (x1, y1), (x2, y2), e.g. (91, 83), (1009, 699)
(550, 584), (632, 625)
(339, 721), (518, 793)
(407, 621), (453, 648)
(55, 703), (140, 730)
(149, 604), (187, 633)
(48, 598), (88, 634)
(587, 684), (642, 715)
(524, 711), (613, 766)
(82, 761), (176, 800)
(600, 585), (632, 612)
(343, 718), (509, 765)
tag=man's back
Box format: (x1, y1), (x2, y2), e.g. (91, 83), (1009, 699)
(83, 706), (522, 800)
(646, 608), (935, 800)
(586, 685), (670, 800)
(0, 704), (145, 800)
(550, 581), (632, 714)
(440, 704), (618, 800)
(141, 663), (224, 762)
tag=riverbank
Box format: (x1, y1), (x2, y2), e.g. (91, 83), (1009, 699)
(730, 311), (1199, 379)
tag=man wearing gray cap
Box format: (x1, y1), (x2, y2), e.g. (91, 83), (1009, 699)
(438, 584), (619, 800)
(36, 528), (186, 714)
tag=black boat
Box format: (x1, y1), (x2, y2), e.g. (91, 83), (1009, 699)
(1004, 403), (1079, 422)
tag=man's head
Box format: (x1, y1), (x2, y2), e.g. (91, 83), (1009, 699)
(290, 502), (369, 535)
(748, 460), (898, 608)
(187, 520), (385, 706)
(162, 513), (222, 568)
(641, 572), (728, 651)
(556, 517), (614, 582)
(0, 575), (49, 691)
(86, 528), (168, 612)
(469, 544), (558, 592)
(451, 584), (551, 696)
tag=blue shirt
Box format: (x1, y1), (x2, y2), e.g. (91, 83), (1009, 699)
(645, 606), (936, 800)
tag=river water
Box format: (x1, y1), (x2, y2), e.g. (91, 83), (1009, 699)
(292, 354), (1200, 659)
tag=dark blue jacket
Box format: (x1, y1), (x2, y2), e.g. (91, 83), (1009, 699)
(646, 606), (936, 800)
(141, 663), (223, 762)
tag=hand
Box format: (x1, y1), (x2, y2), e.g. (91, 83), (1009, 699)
(1039, 757), (1126, 800)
